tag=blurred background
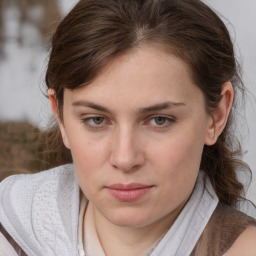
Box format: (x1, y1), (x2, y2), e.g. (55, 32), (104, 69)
(0, 0), (255, 212)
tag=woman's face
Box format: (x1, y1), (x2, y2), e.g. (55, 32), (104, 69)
(59, 45), (214, 228)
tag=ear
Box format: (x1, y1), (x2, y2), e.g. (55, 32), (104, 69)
(204, 82), (234, 146)
(48, 89), (70, 149)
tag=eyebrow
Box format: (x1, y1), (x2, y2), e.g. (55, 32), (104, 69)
(138, 101), (185, 113)
(72, 100), (112, 113)
(72, 100), (185, 113)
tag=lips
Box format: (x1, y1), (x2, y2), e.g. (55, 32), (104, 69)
(107, 183), (154, 202)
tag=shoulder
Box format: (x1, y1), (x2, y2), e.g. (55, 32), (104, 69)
(224, 225), (256, 256)
(0, 164), (80, 256)
(0, 164), (75, 191)
(0, 164), (77, 210)
(0, 164), (77, 226)
(199, 203), (256, 255)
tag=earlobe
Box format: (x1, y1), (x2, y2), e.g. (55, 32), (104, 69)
(48, 89), (71, 149)
(204, 117), (215, 145)
(204, 82), (234, 146)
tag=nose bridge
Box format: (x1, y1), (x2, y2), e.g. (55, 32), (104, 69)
(110, 124), (144, 171)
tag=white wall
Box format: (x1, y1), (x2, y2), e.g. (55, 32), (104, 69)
(0, 0), (78, 129)
(203, 0), (256, 212)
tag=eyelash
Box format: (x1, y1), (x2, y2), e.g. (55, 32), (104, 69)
(81, 116), (109, 130)
(144, 115), (175, 129)
(81, 115), (176, 130)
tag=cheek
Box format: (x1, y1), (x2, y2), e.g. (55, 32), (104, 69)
(71, 140), (108, 175)
(71, 142), (106, 200)
(64, 127), (111, 187)
(146, 127), (205, 199)
(65, 123), (109, 164)
(150, 131), (204, 174)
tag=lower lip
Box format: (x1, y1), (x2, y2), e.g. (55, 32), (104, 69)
(107, 187), (153, 202)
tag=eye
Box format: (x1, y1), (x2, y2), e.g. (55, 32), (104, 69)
(153, 116), (168, 126)
(145, 115), (175, 128)
(91, 116), (105, 125)
(81, 115), (110, 129)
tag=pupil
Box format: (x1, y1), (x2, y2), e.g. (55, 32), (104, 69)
(93, 117), (103, 124)
(155, 117), (165, 125)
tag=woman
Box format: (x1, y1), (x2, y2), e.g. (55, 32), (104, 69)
(0, 0), (256, 255)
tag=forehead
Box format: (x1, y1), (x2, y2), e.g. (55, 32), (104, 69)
(63, 45), (204, 109)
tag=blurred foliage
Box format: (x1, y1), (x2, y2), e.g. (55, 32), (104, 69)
(0, 0), (65, 178)
(0, 0), (69, 179)
(0, 121), (71, 181)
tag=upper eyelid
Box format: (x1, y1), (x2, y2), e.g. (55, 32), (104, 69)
(81, 116), (109, 130)
(81, 114), (108, 121)
(80, 114), (176, 124)
(82, 113), (175, 120)
(82, 116), (108, 122)
(142, 115), (175, 128)
(144, 114), (175, 121)
(81, 114), (175, 120)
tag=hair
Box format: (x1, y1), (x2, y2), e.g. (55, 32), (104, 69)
(45, 0), (251, 208)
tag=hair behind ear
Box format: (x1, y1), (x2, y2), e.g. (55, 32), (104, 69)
(40, 121), (73, 169)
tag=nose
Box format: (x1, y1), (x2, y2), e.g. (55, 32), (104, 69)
(109, 127), (145, 172)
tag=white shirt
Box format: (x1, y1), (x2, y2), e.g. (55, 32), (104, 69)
(78, 171), (218, 256)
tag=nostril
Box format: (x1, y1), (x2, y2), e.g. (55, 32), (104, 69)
(110, 151), (145, 172)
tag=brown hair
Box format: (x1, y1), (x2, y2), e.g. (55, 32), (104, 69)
(45, 0), (251, 207)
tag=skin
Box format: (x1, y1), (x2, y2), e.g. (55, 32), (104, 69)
(49, 45), (235, 256)
(225, 226), (256, 256)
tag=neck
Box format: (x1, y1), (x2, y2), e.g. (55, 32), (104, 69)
(92, 204), (184, 256)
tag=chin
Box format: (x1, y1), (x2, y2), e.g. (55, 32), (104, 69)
(105, 209), (155, 228)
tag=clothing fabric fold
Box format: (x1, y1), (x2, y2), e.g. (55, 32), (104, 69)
(0, 165), (80, 256)
(148, 171), (218, 256)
